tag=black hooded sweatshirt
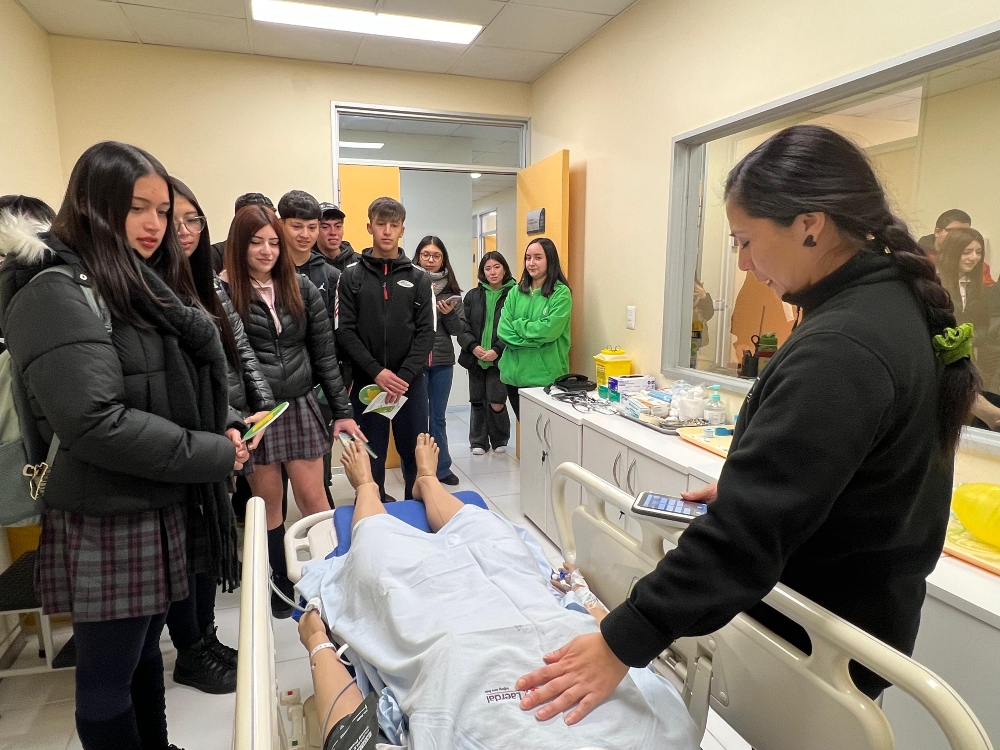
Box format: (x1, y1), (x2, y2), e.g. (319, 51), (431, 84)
(335, 247), (434, 387)
(322, 240), (358, 275)
(601, 250), (953, 697)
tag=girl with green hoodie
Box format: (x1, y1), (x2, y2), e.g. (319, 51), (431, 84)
(459, 251), (517, 454)
(498, 238), (572, 420)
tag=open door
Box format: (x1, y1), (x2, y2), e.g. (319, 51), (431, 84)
(514, 150), (570, 457)
(337, 164), (403, 471)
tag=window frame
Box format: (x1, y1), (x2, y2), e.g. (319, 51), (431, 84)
(660, 21), (1000, 454)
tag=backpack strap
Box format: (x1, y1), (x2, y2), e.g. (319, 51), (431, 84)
(32, 265), (112, 334)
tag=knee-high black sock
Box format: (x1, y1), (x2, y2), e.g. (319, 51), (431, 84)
(130, 657), (168, 750)
(267, 526), (287, 581)
(76, 707), (143, 750)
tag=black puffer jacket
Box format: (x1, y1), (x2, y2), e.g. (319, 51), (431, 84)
(335, 248), (434, 386)
(213, 275), (274, 417)
(457, 283), (513, 370)
(222, 274), (352, 420)
(0, 231), (235, 516)
(296, 249), (340, 320)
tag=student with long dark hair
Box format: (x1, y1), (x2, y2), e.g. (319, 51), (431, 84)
(415, 235), (464, 485)
(221, 204), (361, 618)
(517, 125), (982, 722)
(159, 177), (275, 694)
(497, 237), (572, 420)
(459, 251), (516, 454)
(937, 226), (990, 336)
(0, 141), (245, 750)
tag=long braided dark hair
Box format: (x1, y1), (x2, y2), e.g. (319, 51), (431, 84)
(725, 124), (981, 455)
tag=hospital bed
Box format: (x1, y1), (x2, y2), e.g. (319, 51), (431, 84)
(233, 465), (995, 750)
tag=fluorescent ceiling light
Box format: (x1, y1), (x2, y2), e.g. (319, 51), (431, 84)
(252, 0), (482, 45)
(340, 141), (384, 149)
(471, 173), (482, 179)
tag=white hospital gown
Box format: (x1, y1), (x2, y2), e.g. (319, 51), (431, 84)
(297, 507), (699, 750)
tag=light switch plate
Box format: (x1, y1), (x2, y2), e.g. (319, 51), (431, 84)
(626, 305), (636, 330)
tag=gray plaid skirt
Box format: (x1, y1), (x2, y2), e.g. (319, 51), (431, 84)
(252, 391), (330, 465)
(34, 504), (189, 622)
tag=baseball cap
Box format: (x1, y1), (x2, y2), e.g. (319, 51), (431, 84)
(320, 202), (346, 221)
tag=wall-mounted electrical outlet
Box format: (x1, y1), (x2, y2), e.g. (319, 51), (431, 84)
(626, 305), (636, 330)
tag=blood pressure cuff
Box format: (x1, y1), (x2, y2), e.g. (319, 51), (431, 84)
(323, 692), (380, 750)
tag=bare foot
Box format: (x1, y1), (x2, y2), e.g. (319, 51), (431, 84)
(414, 433), (439, 480)
(341, 440), (374, 489)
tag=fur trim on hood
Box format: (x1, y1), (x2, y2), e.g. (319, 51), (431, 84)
(0, 210), (52, 264)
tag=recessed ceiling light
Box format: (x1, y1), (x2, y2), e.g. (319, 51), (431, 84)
(471, 173), (482, 179)
(340, 141), (384, 149)
(252, 0), (482, 45)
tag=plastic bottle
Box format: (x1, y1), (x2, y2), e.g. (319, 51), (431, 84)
(952, 483), (1000, 547)
(704, 385), (726, 425)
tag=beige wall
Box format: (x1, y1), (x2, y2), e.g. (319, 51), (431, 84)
(0, 0), (63, 206)
(529, 0), (1000, 379)
(46, 36), (530, 239)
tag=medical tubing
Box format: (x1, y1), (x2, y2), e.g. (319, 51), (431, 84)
(322, 677), (359, 737)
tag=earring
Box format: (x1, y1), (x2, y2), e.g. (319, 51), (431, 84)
(803, 235), (817, 247)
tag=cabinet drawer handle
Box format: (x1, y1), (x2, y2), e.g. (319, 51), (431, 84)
(543, 418), (552, 449)
(535, 413), (543, 441)
(626, 460), (636, 495)
(612, 453), (622, 487)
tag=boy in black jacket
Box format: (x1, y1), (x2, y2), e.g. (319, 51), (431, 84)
(336, 197), (434, 501)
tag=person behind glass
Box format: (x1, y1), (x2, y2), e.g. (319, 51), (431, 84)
(278, 190), (343, 503)
(210, 192), (273, 273)
(415, 236), (464, 486)
(220, 205), (363, 619)
(317, 202), (357, 273)
(515, 125), (981, 723)
(916, 208), (994, 284)
(937, 227), (990, 335)
(335, 197), (435, 502)
(497, 238), (572, 421)
(0, 141), (245, 750)
(458, 251), (516, 455)
(159, 177), (276, 694)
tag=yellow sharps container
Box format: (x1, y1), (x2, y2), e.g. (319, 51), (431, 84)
(594, 348), (632, 399)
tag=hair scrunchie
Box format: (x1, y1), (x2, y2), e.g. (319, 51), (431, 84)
(932, 323), (974, 366)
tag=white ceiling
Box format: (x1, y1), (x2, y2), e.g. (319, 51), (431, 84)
(471, 172), (515, 201)
(15, 0), (639, 83)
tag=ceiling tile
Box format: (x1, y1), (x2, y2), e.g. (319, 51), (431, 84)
(509, 0), (636, 14)
(379, 0), (505, 26)
(450, 45), (561, 82)
(121, 5), (250, 52)
(119, 0), (245, 19)
(301, 0), (378, 8)
(251, 22), (361, 63)
(353, 37), (468, 75)
(17, 0), (138, 41)
(384, 120), (461, 136)
(474, 4), (610, 54)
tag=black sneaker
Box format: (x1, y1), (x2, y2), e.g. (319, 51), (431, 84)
(203, 624), (237, 669)
(173, 639), (236, 695)
(439, 473), (460, 486)
(271, 575), (294, 619)
(381, 493), (397, 503)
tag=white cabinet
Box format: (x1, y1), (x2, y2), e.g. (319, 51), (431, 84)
(519, 395), (582, 545)
(583, 426), (692, 538)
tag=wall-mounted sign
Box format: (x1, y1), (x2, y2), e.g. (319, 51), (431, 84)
(526, 208), (545, 235)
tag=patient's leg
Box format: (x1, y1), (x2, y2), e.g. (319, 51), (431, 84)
(412, 434), (466, 533)
(341, 441), (386, 531)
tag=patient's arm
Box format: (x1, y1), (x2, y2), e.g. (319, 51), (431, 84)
(553, 563), (609, 623)
(341, 440), (387, 530)
(299, 610), (364, 737)
(412, 434), (466, 532)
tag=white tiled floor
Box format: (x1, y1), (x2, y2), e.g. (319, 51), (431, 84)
(0, 406), (743, 750)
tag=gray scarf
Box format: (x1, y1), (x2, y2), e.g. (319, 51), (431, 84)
(429, 269), (449, 297)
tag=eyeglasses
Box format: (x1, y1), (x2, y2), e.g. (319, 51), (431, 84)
(420, 252), (443, 261)
(175, 216), (206, 233)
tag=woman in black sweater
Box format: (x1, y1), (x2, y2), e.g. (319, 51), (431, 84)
(221, 204), (362, 617)
(458, 251), (516, 454)
(517, 125), (981, 720)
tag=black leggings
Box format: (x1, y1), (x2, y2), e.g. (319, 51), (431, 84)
(165, 573), (219, 650)
(74, 612), (167, 722)
(506, 385), (520, 421)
